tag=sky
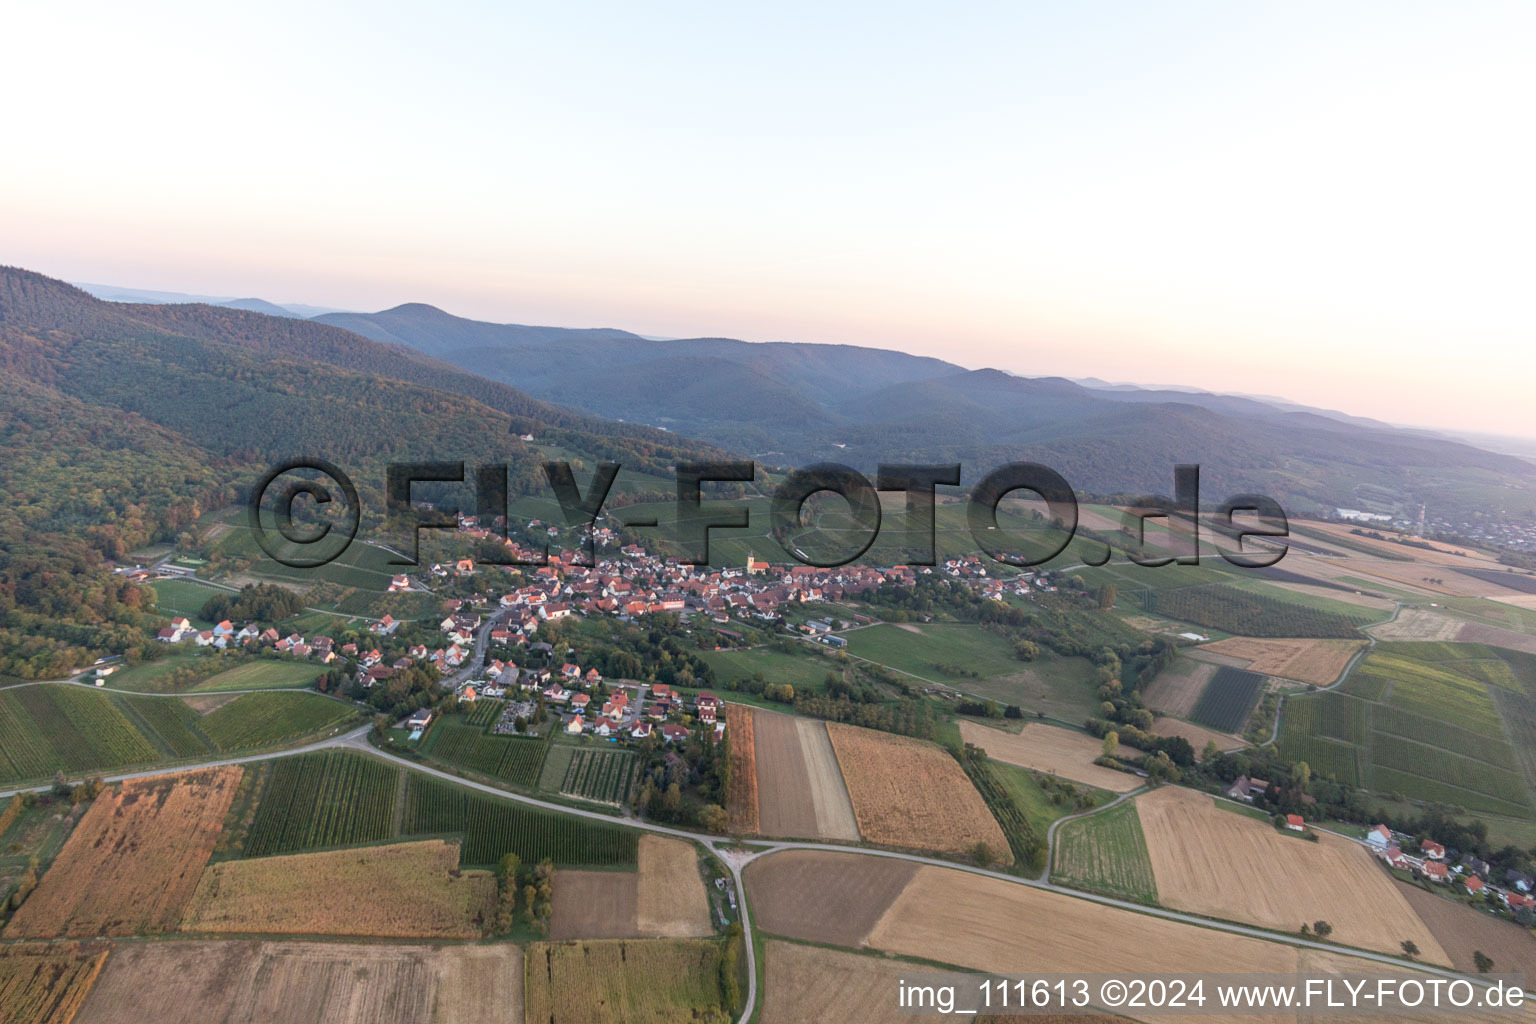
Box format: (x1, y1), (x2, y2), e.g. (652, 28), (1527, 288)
(3, 2), (1533, 436)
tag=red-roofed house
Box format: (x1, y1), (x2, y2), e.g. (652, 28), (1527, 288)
(1366, 824), (1392, 849)
(1465, 875), (1485, 895)
(1421, 840), (1446, 861)
(1420, 860), (1449, 883)
(1285, 814), (1305, 831)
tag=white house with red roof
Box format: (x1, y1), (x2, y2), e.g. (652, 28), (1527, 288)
(1421, 839), (1446, 861)
(1366, 824), (1392, 848)
(1284, 814), (1305, 831)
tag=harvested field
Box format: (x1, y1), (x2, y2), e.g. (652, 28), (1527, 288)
(796, 718), (859, 840)
(522, 939), (730, 1024)
(1272, 581), (1394, 611)
(1136, 787), (1446, 962)
(1200, 637), (1365, 686)
(759, 940), (1118, 1024)
(724, 703), (758, 833)
(828, 723), (1010, 860)
(1142, 657), (1217, 717)
(550, 837), (709, 940)
(752, 709), (858, 841)
(1459, 621), (1536, 655)
(744, 849), (918, 946)
(1370, 608), (1466, 642)
(181, 692), (239, 715)
(1392, 880), (1536, 979)
(0, 943), (108, 1024)
(4, 767), (242, 939)
(636, 836), (711, 938)
(866, 866), (1380, 1024)
(73, 940), (522, 1024)
(959, 720), (1136, 792)
(1150, 716), (1240, 755)
(550, 870), (639, 940)
(180, 839), (494, 938)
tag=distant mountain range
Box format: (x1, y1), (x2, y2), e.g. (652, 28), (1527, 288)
(74, 282), (347, 319)
(65, 277), (1536, 522)
(311, 302), (1535, 520)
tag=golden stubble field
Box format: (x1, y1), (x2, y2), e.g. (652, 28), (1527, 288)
(1200, 637), (1365, 686)
(4, 766), (242, 939)
(522, 939), (730, 1024)
(752, 708), (860, 841)
(828, 723), (1010, 860)
(180, 839), (495, 939)
(73, 940), (521, 1024)
(1135, 787), (1447, 962)
(958, 720), (1136, 792)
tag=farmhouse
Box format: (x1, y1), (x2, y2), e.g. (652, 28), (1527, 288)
(1284, 814), (1305, 832)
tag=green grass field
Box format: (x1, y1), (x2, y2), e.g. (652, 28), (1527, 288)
(191, 660), (324, 691)
(844, 622), (1101, 720)
(148, 578), (228, 625)
(1051, 799), (1158, 903)
(697, 646), (838, 692)
(197, 691), (360, 751)
(0, 685), (359, 785)
(1280, 642), (1536, 816)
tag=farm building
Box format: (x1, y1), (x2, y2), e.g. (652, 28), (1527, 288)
(1284, 814), (1305, 832)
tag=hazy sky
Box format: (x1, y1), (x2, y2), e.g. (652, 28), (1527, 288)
(4, 2), (1532, 436)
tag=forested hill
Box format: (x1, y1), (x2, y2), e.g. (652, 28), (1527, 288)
(320, 301), (1536, 520)
(0, 266), (729, 551)
(0, 266), (728, 677)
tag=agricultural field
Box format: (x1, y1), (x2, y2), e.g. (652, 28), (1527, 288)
(75, 940), (522, 1024)
(750, 709), (860, 841)
(148, 578), (227, 623)
(522, 939), (733, 1024)
(1136, 787), (1446, 960)
(1200, 637), (1364, 685)
(698, 645), (837, 692)
(1283, 642), (1536, 815)
(558, 747), (641, 806)
(1393, 880), (1536, 980)
(827, 722), (1010, 861)
(465, 698), (504, 727)
(400, 773), (639, 867)
(1149, 716), (1240, 755)
(551, 836), (711, 941)
(243, 751), (400, 856)
(1140, 655), (1217, 718)
(759, 941), (952, 1024)
(636, 836), (712, 938)
(181, 839), (495, 938)
(744, 850), (919, 946)
(1189, 666), (1266, 732)
(1369, 608), (1468, 642)
(1050, 799), (1158, 903)
(724, 703), (758, 833)
(0, 796), (82, 908)
(844, 623), (1101, 720)
(189, 660), (324, 691)
(421, 719), (550, 787)
(5, 767), (243, 939)
(0, 943), (109, 1024)
(1145, 582), (1376, 638)
(196, 691), (359, 751)
(958, 720), (1137, 792)
(0, 686), (349, 785)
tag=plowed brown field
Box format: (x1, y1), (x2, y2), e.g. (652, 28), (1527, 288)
(1200, 637), (1364, 685)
